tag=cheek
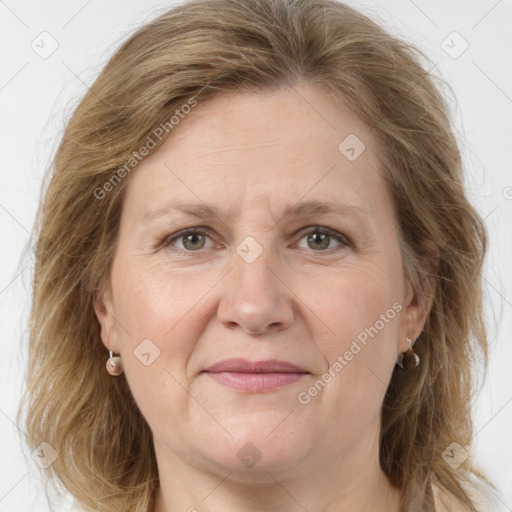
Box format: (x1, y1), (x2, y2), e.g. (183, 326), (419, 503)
(305, 261), (402, 408)
(316, 262), (401, 354)
(109, 255), (226, 409)
(111, 256), (216, 343)
(108, 259), (214, 440)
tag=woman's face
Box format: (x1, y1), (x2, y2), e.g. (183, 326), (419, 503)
(96, 84), (425, 482)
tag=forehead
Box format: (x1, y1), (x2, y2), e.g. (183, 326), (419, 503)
(123, 84), (388, 222)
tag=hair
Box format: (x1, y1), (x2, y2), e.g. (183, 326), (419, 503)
(20, 0), (490, 510)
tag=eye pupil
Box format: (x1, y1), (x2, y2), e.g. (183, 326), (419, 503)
(308, 232), (330, 250)
(183, 233), (205, 250)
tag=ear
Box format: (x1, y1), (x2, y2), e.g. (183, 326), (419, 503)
(398, 240), (438, 352)
(94, 286), (118, 353)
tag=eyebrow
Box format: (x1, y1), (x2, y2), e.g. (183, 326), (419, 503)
(140, 199), (368, 225)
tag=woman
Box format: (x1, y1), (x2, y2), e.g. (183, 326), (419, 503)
(20, 0), (495, 510)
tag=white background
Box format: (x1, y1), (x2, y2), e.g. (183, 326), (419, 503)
(1, 0), (511, 510)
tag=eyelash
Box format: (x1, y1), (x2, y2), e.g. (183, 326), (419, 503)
(160, 225), (353, 254)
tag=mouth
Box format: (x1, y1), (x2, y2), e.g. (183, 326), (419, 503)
(202, 358), (310, 392)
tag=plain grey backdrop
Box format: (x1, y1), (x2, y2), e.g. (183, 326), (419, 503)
(1, 0), (511, 510)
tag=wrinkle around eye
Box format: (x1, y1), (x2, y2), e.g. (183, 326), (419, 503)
(294, 227), (352, 252)
(156, 226), (216, 250)
(154, 225), (356, 260)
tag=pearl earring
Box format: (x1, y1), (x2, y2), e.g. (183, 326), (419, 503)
(106, 350), (123, 376)
(397, 337), (420, 370)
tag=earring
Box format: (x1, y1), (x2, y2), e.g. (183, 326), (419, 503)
(397, 337), (420, 370)
(106, 350), (123, 376)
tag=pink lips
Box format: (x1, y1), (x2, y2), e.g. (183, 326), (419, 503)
(203, 358), (309, 392)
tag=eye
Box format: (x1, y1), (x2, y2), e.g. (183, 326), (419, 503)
(296, 226), (351, 252)
(160, 225), (351, 254)
(162, 228), (216, 251)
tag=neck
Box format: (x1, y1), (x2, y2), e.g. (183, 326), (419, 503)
(151, 422), (402, 512)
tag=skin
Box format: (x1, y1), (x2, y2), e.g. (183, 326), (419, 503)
(95, 83), (430, 512)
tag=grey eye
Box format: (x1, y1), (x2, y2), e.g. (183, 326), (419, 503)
(307, 232), (332, 250)
(296, 227), (349, 251)
(181, 232), (207, 250)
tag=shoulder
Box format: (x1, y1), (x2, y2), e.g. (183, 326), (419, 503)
(433, 478), (506, 512)
(433, 484), (472, 512)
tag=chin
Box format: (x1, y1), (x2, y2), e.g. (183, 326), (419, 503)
(192, 412), (315, 479)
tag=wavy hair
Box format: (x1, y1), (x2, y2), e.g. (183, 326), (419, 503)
(20, 0), (489, 510)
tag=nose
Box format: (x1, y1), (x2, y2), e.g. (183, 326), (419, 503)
(217, 245), (295, 335)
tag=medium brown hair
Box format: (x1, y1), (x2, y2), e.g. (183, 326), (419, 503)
(20, 0), (489, 510)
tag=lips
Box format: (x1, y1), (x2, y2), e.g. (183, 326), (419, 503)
(204, 358), (308, 374)
(202, 358), (309, 392)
